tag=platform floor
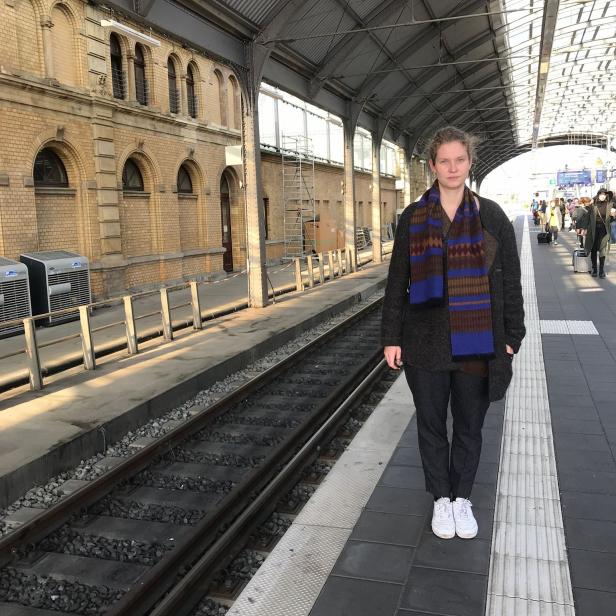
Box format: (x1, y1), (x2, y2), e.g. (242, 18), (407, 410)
(230, 215), (616, 616)
(0, 249), (389, 508)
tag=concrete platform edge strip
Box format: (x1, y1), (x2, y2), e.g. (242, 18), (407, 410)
(227, 374), (415, 616)
(485, 217), (574, 615)
(0, 277), (386, 509)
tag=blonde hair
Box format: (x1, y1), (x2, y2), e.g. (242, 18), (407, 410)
(426, 126), (479, 164)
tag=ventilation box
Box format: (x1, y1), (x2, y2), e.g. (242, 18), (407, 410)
(0, 257), (32, 337)
(20, 251), (91, 326)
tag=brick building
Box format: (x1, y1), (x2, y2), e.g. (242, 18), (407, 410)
(0, 0), (430, 300)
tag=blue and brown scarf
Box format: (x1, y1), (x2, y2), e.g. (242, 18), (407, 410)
(408, 182), (495, 361)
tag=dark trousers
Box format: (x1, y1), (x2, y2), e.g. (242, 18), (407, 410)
(590, 229), (607, 273)
(404, 365), (490, 500)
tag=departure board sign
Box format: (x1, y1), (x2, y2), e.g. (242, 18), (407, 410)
(596, 169), (607, 183)
(557, 170), (592, 186)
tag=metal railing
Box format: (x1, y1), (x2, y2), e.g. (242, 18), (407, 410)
(0, 278), (233, 393)
(0, 245), (391, 395)
(293, 246), (363, 292)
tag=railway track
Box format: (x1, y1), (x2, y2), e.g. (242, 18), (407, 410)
(0, 296), (388, 616)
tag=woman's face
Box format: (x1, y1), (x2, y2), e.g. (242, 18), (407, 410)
(429, 141), (471, 191)
(598, 193), (607, 202)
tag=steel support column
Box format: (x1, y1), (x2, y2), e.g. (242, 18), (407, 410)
(241, 81), (268, 308)
(371, 120), (387, 264)
(343, 106), (361, 272)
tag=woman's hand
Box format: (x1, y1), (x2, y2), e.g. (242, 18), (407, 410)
(506, 344), (514, 356)
(384, 345), (403, 370)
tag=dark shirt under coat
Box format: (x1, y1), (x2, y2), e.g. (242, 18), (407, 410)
(381, 196), (526, 402)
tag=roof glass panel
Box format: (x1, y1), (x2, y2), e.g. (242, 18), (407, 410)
(501, 0), (615, 146)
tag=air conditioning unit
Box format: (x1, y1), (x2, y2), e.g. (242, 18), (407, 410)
(0, 257), (32, 337)
(20, 251), (91, 326)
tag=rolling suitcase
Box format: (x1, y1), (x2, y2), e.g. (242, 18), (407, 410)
(537, 231), (552, 244)
(573, 248), (588, 272)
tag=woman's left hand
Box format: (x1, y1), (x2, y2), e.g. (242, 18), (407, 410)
(506, 344), (514, 355)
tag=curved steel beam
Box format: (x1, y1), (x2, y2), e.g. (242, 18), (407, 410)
(377, 29), (495, 119)
(308, 0), (408, 96)
(393, 66), (509, 134)
(401, 74), (513, 142)
(355, 0), (485, 101)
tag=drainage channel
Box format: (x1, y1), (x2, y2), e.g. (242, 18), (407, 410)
(0, 296), (385, 616)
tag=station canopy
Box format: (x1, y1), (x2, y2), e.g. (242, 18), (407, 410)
(121, 0), (616, 182)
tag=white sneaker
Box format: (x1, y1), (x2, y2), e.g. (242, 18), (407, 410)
(431, 497), (455, 539)
(452, 497), (478, 539)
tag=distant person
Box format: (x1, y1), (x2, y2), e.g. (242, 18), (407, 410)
(577, 188), (612, 278)
(574, 198), (591, 248)
(382, 125), (525, 541)
(539, 200), (548, 226)
(530, 199), (539, 225)
(559, 198), (566, 230)
(610, 192), (616, 245)
(567, 198), (579, 231)
(547, 201), (562, 244)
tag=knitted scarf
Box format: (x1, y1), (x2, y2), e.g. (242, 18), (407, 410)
(408, 182), (495, 361)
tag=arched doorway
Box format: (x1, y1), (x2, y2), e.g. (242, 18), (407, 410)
(220, 174), (233, 272)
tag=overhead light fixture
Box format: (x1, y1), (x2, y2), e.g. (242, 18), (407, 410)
(100, 19), (161, 47)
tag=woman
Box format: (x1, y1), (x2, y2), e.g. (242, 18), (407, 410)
(574, 198), (591, 248)
(547, 200), (562, 244)
(578, 188), (613, 278)
(381, 126), (525, 540)
(559, 198), (566, 230)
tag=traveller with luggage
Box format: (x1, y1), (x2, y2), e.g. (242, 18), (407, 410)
(574, 198), (592, 248)
(576, 188), (613, 278)
(547, 201), (562, 244)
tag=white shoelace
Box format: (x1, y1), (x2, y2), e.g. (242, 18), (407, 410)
(435, 498), (451, 518)
(456, 498), (472, 519)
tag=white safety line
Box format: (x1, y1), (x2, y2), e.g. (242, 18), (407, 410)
(540, 320), (599, 335)
(485, 217), (575, 616)
(228, 374), (414, 616)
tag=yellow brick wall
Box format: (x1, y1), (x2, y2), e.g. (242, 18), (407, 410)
(178, 195), (201, 251)
(119, 194), (153, 258)
(410, 157), (431, 202)
(12, 0), (43, 77)
(0, 2), (411, 300)
(51, 4), (80, 86)
(261, 153), (399, 253)
(35, 192), (79, 252)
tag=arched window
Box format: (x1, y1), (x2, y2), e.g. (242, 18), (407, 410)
(177, 165), (193, 194)
(167, 57), (179, 113)
(34, 148), (68, 187)
(122, 158), (144, 191)
(134, 44), (147, 105)
(187, 64), (197, 118)
(110, 34), (124, 99)
(215, 70), (227, 126)
(229, 76), (240, 129)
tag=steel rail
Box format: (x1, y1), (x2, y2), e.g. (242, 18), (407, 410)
(109, 337), (386, 616)
(150, 357), (388, 616)
(0, 296), (384, 567)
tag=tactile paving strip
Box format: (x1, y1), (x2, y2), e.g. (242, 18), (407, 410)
(228, 374), (414, 616)
(485, 218), (574, 615)
(540, 320), (599, 335)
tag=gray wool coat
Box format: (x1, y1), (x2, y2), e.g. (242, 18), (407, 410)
(577, 204), (612, 257)
(381, 197), (526, 402)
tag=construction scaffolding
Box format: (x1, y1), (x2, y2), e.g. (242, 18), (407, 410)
(282, 135), (316, 260)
